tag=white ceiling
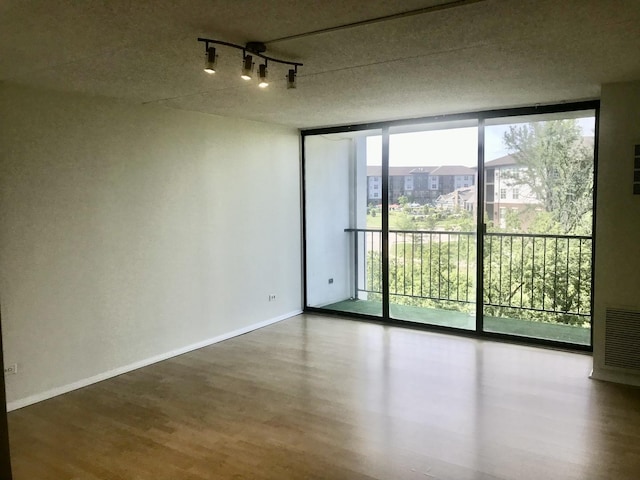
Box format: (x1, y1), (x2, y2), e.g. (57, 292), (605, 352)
(2, 0), (640, 129)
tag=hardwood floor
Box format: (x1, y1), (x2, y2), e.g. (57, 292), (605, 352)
(7, 314), (640, 479)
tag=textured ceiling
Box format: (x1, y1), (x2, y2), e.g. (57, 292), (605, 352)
(1, 0), (640, 128)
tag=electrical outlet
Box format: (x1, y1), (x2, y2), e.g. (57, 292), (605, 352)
(268, 294), (276, 301)
(328, 278), (334, 284)
(4, 363), (18, 375)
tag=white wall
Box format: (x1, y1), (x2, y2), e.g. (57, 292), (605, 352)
(592, 80), (640, 386)
(304, 135), (353, 307)
(0, 83), (302, 408)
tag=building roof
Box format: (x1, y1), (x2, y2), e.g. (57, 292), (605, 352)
(436, 185), (477, 204)
(367, 166), (436, 177)
(429, 165), (476, 176)
(484, 154), (517, 168)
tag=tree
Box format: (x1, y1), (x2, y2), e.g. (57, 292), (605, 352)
(395, 212), (415, 231)
(502, 120), (593, 234)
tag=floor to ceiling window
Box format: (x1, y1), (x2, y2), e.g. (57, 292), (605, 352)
(304, 129), (383, 317)
(303, 102), (597, 349)
(386, 121), (478, 329)
(482, 111), (596, 345)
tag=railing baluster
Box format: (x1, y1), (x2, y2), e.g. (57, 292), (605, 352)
(508, 236), (513, 307)
(466, 233), (471, 302)
(520, 236), (524, 309)
(394, 232), (398, 295)
(577, 239), (582, 315)
(498, 235), (503, 306)
(553, 237), (558, 311)
(457, 233), (461, 302)
(542, 238), (547, 311)
(487, 234), (493, 304)
(566, 237), (570, 314)
(531, 238), (536, 310)
(447, 233), (451, 301)
(438, 233), (442, 299)
(429, 233), (433, 298)
(369, 232), (373, 292)
(411, 233), (415, 297)
(378, 231), (382, 294)
(420, 233), (424, 298)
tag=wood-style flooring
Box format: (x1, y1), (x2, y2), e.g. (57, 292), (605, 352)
(7, 314), (640, 479)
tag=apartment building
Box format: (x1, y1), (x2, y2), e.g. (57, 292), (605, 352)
(367, 165), (475, 204)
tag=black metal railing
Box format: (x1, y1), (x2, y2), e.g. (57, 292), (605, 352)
(483, 232), (592, 319)
(345, 228), (592, 321)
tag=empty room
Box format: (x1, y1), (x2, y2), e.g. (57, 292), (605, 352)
(1, 1), (640, 479)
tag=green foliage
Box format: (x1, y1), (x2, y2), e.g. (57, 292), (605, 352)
(483, 234), (591, 326)
(365, 236), (476, 314)
(363, 232), (591, 327)
(394, 212), (415, 231)
(502, 120), (593, 234)
(504, 209), (522, 232)
(528, 210), (562, 235)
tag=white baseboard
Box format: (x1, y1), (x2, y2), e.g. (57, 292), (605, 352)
(7, 310), (302, 412)
(590, 367), (640, 388)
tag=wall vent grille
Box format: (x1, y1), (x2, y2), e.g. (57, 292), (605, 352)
(605, 307), (640, 371)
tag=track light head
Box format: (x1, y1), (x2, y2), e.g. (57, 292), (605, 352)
(287, 68), (297, 89)
(204, 46), (217, 74)
(241, 54), (254, 80)
(258, 64), (269, 88)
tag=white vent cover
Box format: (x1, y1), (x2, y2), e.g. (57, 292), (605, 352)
(605, 307), (640, 370)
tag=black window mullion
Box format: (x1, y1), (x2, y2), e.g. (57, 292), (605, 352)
(476, 119), (485, 334)
(381, 127), (390, 320)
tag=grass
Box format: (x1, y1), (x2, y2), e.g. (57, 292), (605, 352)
(366, 210), (474, 232)
(323, 298), (590, 345)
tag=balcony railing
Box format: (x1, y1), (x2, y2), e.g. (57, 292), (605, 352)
(345, 228), (592, 323)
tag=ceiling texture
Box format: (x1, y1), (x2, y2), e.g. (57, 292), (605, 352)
(1, 0), (640, 129)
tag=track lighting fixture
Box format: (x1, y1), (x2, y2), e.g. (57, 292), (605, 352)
(258, 64), (268, 88)
(204, 46), (217, 74)
(241, 55), (254, 80)
(198, 38), (302, 89)
(287, 68), (297, 89)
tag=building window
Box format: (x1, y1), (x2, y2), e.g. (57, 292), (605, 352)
(513, 188), (519, 200)
(500, 188), (507, 199)
(373, 193), (379, 198)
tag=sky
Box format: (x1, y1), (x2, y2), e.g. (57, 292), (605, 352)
(366, 116), (596, 167)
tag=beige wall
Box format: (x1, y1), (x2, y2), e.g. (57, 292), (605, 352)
(592, 80), (640, 386)
(0, 83), (302, 408)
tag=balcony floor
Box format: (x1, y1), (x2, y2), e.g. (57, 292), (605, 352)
(323, 299), (590, 346)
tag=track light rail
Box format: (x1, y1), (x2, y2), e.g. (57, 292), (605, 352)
(197, 38), (303, 67)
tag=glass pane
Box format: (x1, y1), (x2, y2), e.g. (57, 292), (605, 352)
(386, 120), (478, 329)
(483, 111), (596, 345)
(305, 130), (382, 317)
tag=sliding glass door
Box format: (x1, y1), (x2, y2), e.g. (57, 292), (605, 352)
(386, 122), (478, 329)
(482, 111), (596, 345)
(303, 102), (596, 348)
